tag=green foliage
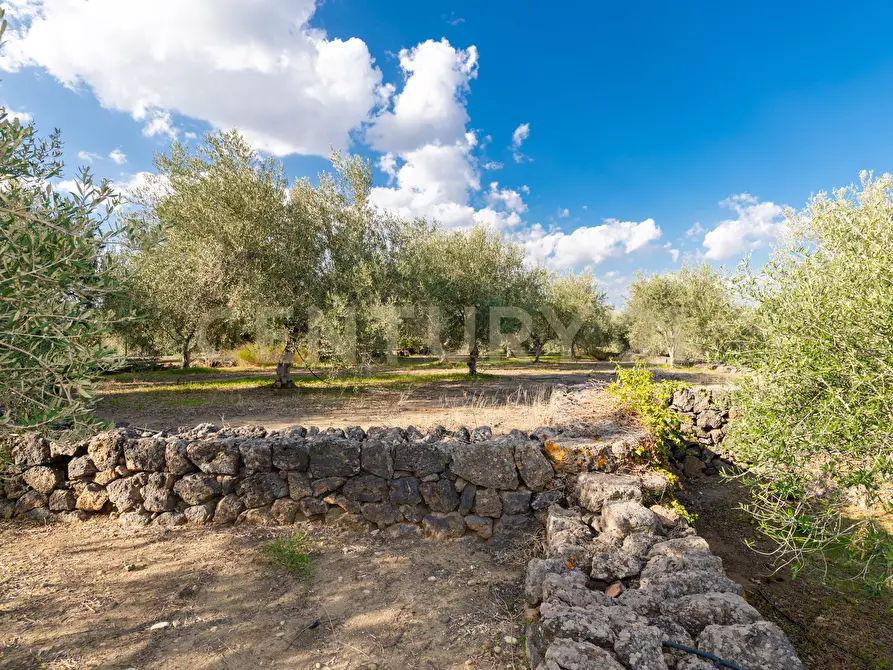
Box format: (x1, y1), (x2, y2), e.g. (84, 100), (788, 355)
(232, 341), (286, 367)
(728, 172), (893, 586)
(261, 530), (313, 581)
(625, 263), (739, 366)
(669, 499), (699, 525)
(607, 364), (687, 464)
(0, 90), (131, 433)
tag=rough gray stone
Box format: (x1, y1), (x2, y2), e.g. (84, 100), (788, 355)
(491, 513), (539, 548)
(612, 625), (666, 670)
(214, 494), (244, 524)
(48, 489), (76, 512)
(393, 442), (451, 476)
(422, 511), (466, 539)
(543, 638), (625, 670)
(12, 434), (51, 466)
(683, 454), (706, 479)
(140, 473), (175, 512)
(238, 473), (288, 508)
(75, 484), (108, 512)
(697, 621), (804, 670)
(458, 484), (475, 515)
(22, 466), (62, 494)
(399, 504), (427, 523)
(524, 557), (585, 606)
(361, 439), (394, 478)
(667, 593), (762, 636)
(311, 477), (346, 496)
(239, 439), (272, 472)
(532, 490), (565, 510)
(420, 478), (460, 512)
(514, 441), (554, 491)
(537, 602), (614, 648)
(463, 514), (493, 539)
(639, 569), (743, 599)
(119, 511), (152, 526)
(308, 437), (361, 478)
(362, 502), (401, 526)
(323, 494), (362, 514)
(272, 440), (309, 471)
(173, 473), (222, 505)
(50, 440), (84, 459)
(124, 437), (166, 472)
(575, 472), (642, 513)
(601, 501), (657, 536)
(299, 497), (328, 517)
(450, 440), (518, 489)
(165, 439), (196, 476)
(501, 489), (532, 515)
(153, 511), (187, 527)
(589, 539), (644, 581)
(471, 426), (492, 442)
(389, 477), (422, 506)
(270, 498), (302, 524)
(473, 487), (503, 517)
(107, 473), (148, 512)
(87, 431), (125, 470)
(14, 489), (47, 515)
(68, 455), (97, 480)
(287, 471), (313, 500)
(542, 572), (608, 610)
(342, 474), (388, 502)
(187, 440), (241, 476)
(184, 503), (215, 524)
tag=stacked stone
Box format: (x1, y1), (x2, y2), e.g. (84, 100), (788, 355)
(668, 388), (736, 478)
(524, 472), (802, 670)
(0, 423), (565, 542)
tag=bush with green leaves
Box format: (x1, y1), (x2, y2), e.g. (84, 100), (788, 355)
(607, 364), (687, 465)
(0, 108), (130, 435)
(729, 172), (893, 585)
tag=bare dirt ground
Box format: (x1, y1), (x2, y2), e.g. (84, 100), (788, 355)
(94, 360), (732, 434)
(0, 521), (536, 670)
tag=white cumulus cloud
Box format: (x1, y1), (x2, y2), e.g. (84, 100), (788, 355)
(702, 193), (784, 260)
(0, 0), (385, 156)
(1, 102), (32, 123)
(518, 218), (662, 270)
(77, 150), (101, 163)
(511, 122), (531, 163)
(108, 148), (127, 164)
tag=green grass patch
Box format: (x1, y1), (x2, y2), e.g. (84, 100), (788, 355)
(104, 370), (497, 396)
(262, 530), (313, 580)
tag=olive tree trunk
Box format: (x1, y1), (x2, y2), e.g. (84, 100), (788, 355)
(274, 331), (298, 388)
(467, 346), (479, 376)
(534, 340), (543, 363)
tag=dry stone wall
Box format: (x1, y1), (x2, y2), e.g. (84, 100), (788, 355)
(0, 423), (575, 543)
(668, 387), (737, 479)
(524, 472), (803, 670)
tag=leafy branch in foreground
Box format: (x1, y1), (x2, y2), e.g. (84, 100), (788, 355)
(0, 104), (132, 435)
(728, 171), (893, 588)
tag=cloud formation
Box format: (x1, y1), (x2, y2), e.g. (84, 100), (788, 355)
(518, 218), (662, 270)
(1, 0), (385, 156)
(701, 193), (784, 260)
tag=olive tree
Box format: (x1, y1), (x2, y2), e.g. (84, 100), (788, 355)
(0, 107), (129, 433)
(411, 226), (529, 374)
(729, 172), (893, 584)
(625, 263), (733, 367)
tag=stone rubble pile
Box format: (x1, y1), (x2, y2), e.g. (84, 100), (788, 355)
(524, 472), (803, 670)
(0, 423), (583, 543)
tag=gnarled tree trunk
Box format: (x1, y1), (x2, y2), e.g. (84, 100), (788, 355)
(274, 330), (297, 388)
(533, 339), (543, 363)
(181, 335), (193, 369)
(467, 346), (478, 376)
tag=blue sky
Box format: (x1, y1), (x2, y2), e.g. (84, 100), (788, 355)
(4, 0), (893, 302)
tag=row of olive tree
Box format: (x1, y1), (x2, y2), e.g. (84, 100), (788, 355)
(117, 131), (616, 382)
